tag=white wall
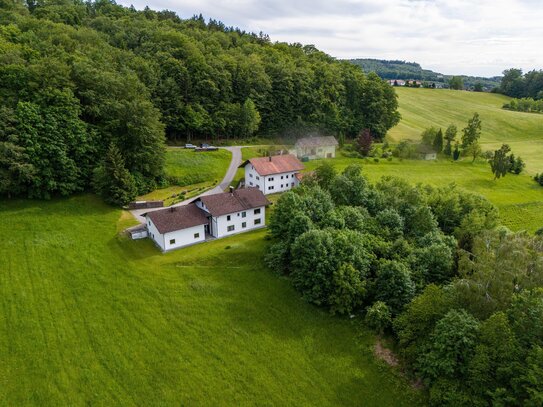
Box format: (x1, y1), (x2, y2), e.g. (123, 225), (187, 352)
(213, 206), (266, 238)
(163, 224), (206, 251)
(146, 216), (206, 251)
(296, 145), (336, 160)
(146, 216), (165, 251)
(245, 165), (265, 191)
(244, 164), (299, 195)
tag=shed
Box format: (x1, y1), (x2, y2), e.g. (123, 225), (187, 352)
(417, 144), (437, 160)
(294, 136), (338, 160)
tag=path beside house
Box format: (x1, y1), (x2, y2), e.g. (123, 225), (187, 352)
(129, 146), (243, 224)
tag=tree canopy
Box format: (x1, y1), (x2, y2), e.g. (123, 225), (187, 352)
(0, 0), (400, 200)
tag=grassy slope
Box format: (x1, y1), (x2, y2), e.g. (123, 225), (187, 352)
(137, 148), (232, 203)
(0, 196), (420, 406)
(388, 88), (543, 173)
(165, 148), (232, 184)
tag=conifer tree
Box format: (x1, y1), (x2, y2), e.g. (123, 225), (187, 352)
(93, 143), (137, 206)
(433, 128), (444, 153)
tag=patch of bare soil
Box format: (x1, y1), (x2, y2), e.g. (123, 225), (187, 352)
(374, 339), (424, 390)
(374, 339), (399, 367)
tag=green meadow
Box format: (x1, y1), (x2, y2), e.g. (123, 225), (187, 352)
(0, 196), (421, 406)
(138, 148), (232, 202)
(389, 88), (543, 173)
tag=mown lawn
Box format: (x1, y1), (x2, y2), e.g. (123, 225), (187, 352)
(389, 88), (543, 173)
(137, 148), (232, 203)
(165, 148), (232, 185)
(0, 195), (421, 406)
(304, 154), (543, 233)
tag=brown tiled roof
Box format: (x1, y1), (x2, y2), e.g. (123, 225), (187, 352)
(145, 203), (209, 234)
(239, 154), (304, 176)
(196, 187), (270, 217)
(295, 136), (338, 148)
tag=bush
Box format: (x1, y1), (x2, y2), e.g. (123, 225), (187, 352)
(365, 301), (392, 334)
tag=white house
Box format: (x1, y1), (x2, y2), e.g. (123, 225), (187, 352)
(145, 203), (208, 251)
(239, 154), (305, 195)
(294, 136), (338, 160)
(144, 188), (270, 251)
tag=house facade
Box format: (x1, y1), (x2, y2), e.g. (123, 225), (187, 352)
(239, 154), (305, 195)
(144, 188), (270, 251)
(145, 204), (208, 251)
(294, 136), (338, 160)
(193, 188), (269, 238)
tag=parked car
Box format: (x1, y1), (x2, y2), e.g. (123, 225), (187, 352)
(184, 143), (196, 149)
(200, 143), (210, 148)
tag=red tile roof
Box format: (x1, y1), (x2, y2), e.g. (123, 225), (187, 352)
(196, 187), (270, 217)
(145, 203), (209, 234)
(239, 154), (304, 176)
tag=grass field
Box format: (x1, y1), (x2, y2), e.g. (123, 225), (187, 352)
(389, 88), (543, 173)
(304, 153), (543, 233)
(0, 196), (421, 406)
(137, 148), (232, 203)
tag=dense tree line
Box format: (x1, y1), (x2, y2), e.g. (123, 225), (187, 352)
(266, 164), (543, 405)
(499, 68), (543, 99)
(0, 0), (400, 201)
(503, 97), (543, 113)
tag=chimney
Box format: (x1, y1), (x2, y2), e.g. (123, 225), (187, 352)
(268, 155), (272, 162)
(229, 186), (234, 194)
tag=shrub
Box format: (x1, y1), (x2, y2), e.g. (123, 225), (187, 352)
(365, 301), (392, 334)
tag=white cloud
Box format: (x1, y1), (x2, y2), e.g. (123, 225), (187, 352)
(117, 0), (543, 76)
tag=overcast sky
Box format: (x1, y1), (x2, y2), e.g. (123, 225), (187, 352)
(117, 0), (543, 77)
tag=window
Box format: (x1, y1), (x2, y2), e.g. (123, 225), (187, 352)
(256, 185), (260, 189)
(242, 211), (246, 218)
(281, 175), (284, 179)
(242, 222), (247, 228)
(256, 176), (260, 180)
(292, 174), (295, 178)
(227, 215), (231, 221)
(254, 218), (262, 225)
(169, 239), (176, 245)
(249, 182), (253, 186)
(269, 177), (274, 181)
(227, 225), (235, 232)
(268, 186), (274, 190)
(148, 220), (151, 226)
(249, 173), (253, 178)
(254, 208), (261, 215)
(291, 182), (294, 187)
(194, 233), (200, 239)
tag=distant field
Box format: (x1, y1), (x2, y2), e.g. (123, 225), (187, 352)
(304, 154), (543, 233)
(389, 88), (543, 173)
(0, 196), (421, 406)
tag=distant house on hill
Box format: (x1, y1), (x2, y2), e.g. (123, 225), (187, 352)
(294, 136), (338, 160)
(388, 79), (406, 86)
(239, 154), (304, 194)
(144, 187), (270, 251)
(417, 144), (437, 160)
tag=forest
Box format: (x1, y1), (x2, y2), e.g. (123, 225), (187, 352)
(267, 165), (543, 406)
(499, 68), (543, 99)
(0, 0), (399, 200)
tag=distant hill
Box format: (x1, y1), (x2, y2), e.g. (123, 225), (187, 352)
(348, 59), (501, 90)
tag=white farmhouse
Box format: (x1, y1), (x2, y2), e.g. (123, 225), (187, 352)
(193, 188), (270, 238)
(294, 136), (338, 160)
(145, 203), (208, 251)
(144, 187), (270, 251)
(239, 154), (304, 195)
